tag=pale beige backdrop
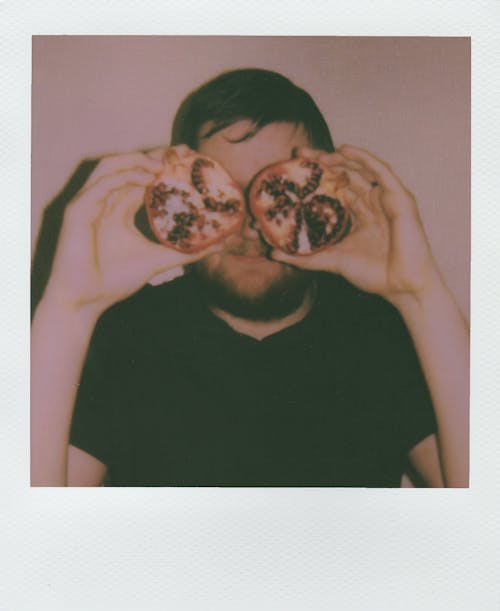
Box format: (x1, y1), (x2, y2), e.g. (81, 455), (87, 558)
(32, 36), (470, 317)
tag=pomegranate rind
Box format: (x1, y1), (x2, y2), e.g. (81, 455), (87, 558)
(144, 149), (245, 253)
(249, 158), (351, 255)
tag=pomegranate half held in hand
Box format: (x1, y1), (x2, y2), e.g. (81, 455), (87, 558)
(143, 148), (245, 252)
(249, 158), (351, 255)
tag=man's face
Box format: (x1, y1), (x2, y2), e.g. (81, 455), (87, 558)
(189, 120), (314, 320)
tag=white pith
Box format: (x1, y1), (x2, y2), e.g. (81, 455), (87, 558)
(149, 155), (244, 247)
(254, 161), (349, 253)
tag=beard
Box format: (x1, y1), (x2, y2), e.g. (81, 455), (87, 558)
(186, 253), (316, 322)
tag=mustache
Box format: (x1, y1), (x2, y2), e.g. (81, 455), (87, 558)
(226, 244), (270, 257)
(224, 236), (271, 258)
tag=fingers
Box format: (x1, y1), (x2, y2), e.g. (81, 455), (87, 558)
(172, 242), (225, 266)
(318, 151), (378, 185)
(68, 168), (156, 223)
(294, 144), (394, 188)
(338, 144), (404, 193)
(333, 165), (373, 197)
(167, 144), (192, 158)
(294, 147), (380, 189)
(141, 241), (224, 278)
(105, 185), (147, 225)
(84, 145), (194, 215)
(340, 144), (421, 222)
(333, 165), (382, 225)
(143, 145), (193, 163)
(86, 151), (164, 188)
(143, 147), (167, 162)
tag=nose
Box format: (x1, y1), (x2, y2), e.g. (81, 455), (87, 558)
(240, 200), (261, 240)
(234, 178), (262, 241)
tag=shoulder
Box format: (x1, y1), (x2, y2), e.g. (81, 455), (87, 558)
(103, 274), (195, 320)
(316, 273), (405, 331)
(91, 275), (201, 348)
(315, 273), (417, 361)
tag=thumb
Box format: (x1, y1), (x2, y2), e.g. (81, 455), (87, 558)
(146, 241), (224, 275)
(270, 249), (298, 265)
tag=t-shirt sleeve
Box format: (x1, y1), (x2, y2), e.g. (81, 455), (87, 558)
(384, 306), (438, 454)
(69, 315), (115, 465)
(398, 361), (437, 454)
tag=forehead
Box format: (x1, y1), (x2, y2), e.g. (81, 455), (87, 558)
(196, 120), (311, 189)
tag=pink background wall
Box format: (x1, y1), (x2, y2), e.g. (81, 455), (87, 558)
(32, 36), (470, 317)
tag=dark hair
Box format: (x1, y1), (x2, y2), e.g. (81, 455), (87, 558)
(170, 68), (335, 152)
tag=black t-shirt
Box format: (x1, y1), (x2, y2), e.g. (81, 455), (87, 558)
(70, 273), (436, 487)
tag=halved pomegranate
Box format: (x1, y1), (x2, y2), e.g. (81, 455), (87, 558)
(249, 158), (351, 255)
(143, 148), (245, 253)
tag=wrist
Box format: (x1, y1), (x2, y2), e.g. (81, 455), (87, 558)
(387, 268), (449, 317)
(35, 286), (104, 332)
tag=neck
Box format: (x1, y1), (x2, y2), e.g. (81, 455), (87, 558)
(209, 282), (317, 340)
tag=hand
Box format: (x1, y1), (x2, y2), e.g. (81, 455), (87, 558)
(44, 147), (222, 315)
(271, 144), (441, 307)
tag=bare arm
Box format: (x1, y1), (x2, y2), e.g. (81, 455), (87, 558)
(31, 298), (103, 485)
(397, 273), (469, 486)
(31, 147), (222, 486)
(273, 144), (469, 487)
(407, 434), (444, 487)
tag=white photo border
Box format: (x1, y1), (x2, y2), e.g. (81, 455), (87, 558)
(2, 1), (499, 609)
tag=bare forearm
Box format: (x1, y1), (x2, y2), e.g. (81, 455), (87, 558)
(31, 297), (100, 486)
(395, 275), (469, 487)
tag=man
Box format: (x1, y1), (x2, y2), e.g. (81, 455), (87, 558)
(31, 69), (469, 487)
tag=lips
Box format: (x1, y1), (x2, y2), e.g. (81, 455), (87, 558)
(229, 251), (268, 262)
(229, 248), (265, 257)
